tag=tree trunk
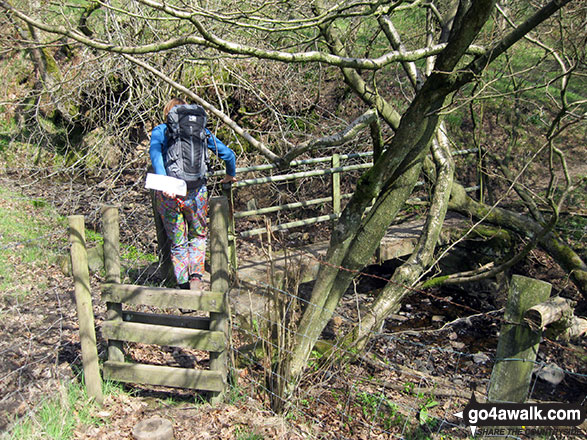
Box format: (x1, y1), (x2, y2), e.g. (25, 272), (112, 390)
(285, 0), (498, 393)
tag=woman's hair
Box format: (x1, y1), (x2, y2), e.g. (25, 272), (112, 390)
(163, 98), (187, 120)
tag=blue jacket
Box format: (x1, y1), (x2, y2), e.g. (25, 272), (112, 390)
(149, 123), (236, 177)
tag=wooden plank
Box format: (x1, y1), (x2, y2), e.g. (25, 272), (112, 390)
(102, 283), (225, 312)
(122, 310), (210, 330)
(102, 321), (225, 352)
(103, 361), (224, 392)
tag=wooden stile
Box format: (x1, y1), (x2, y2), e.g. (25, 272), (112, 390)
(99, 200), (230, 399)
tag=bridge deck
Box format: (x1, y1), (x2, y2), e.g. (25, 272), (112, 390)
(236, 216), (467, 285)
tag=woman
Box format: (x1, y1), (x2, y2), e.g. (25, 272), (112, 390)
(150, 98), (236, 290)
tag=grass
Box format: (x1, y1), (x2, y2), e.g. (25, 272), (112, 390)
(121, 243), (158, 265)
(354, 391), (404, 431)
(235, 428), (264, 440)
(0, 186), (66, 296)
(4, 380), (112, 440)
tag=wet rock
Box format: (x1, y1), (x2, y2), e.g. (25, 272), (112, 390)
(536, 363), (565, 386)
(473, 352), (490, 364)
(451, 341), (466, 350)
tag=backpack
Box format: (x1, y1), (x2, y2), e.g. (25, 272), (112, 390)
(164, 104), (209, 183)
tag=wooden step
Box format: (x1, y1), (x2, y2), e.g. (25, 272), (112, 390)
(102, 283), (225, 312)
(103, 361), (224, 392)
(102, 320), (225, 352)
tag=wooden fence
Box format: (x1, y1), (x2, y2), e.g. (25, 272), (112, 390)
(69, 198), (231, 402)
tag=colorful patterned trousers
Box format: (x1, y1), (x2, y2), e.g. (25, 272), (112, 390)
(156, 185), (208, 285)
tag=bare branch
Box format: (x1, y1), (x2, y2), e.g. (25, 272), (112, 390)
(456, 0), (574, 86)
(0, 1), (484, 70)
(122, 54), (280, 163)
(281, 109), (377, 164)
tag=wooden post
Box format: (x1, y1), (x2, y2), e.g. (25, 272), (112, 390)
(102, 205), (124, 363)
(488, 275), (551, 403)
(331, 153), (341, 215)
(221, 182), (238, 270)
(209, 196), (230, 403)
(68, 215), (103, 405)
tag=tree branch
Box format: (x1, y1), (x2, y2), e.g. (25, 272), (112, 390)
(448, 183), (587, 297)
(0, 1), (483, 71)
(281, 109), (377, 164)
(455, 0), (574, 87)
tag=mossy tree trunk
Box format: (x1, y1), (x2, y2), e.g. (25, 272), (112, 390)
(448, 183), (587, 298)
(345, 123), (455, 350)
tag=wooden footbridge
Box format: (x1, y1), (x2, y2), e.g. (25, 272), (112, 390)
(214, 149), (479, 284)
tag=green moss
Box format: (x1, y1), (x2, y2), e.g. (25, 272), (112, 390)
(470, 225), (512, 245)
(420, 275), (450, 289)
(41, 47), (62, 80)
(0, 186), (66, 297)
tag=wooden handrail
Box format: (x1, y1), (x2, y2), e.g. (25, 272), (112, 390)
(223, 149), (479, 239)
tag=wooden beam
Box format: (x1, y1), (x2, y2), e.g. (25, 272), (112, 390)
(332, 154), (341, 214)
(102, 321), (225, 352)
(122, 310), (210, 330)
(102, 283), (225, 312)
(103, 361), (224, 392)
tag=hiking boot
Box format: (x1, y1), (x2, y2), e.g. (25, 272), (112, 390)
(189, 275), (204, 291)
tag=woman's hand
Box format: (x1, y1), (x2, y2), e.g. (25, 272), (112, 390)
(163, 191), (177, 198)
(220, 175), (237, 184)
